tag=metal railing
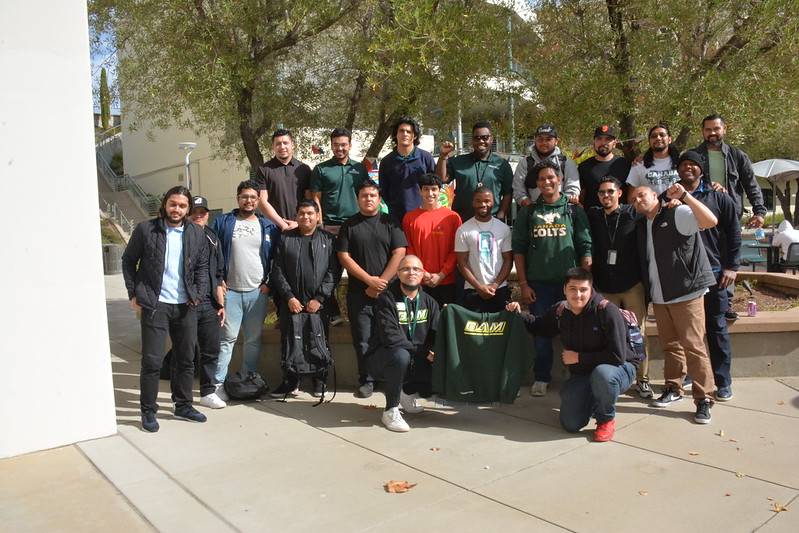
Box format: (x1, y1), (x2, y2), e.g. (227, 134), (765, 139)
(96, 152), (160, 216)
(102, 199), (135, 237)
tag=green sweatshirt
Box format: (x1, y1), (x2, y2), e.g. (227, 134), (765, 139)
(432, 304), (531, 403)
(511, 194), (592, 285)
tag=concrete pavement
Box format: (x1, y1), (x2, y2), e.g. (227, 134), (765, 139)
(1, 275), (798, 532)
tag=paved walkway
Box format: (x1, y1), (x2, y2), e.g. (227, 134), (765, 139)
(1, 276), (798, 532)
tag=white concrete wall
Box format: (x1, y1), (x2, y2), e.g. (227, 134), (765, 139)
(0, 1), (117, 457)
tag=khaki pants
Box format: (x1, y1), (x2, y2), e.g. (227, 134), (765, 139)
(602, 282), (649, 382)
(652, 296), (715, 403)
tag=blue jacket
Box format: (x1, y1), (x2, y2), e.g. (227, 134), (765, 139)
(211, 210), (281, 285)
(378, 147), (436, 225)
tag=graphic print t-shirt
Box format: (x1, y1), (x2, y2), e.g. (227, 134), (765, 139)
(626, 156), (678, 195)
(454, 217), (512, 289)
(226, 218), (264, 291)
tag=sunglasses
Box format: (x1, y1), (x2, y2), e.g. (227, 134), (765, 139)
(597, 189), (618, 196)
(472, 135), (491, 142)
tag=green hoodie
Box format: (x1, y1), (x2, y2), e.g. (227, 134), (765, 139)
(511, 194), (592, 285)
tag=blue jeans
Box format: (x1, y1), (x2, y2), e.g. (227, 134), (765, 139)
(215, 287), (269, 383)
(531, 281), (564, 382)
(559, 362), (636, 432)
(704, 276), (733, 388)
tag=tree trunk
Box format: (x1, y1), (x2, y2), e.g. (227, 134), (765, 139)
(345, 71), (367, 131)
(606, 0), (637, 157)
(365, 110), (397, 159)
(774, 180), (793, 224)
(237, 87), (265, 171)
(673, 126), (692, 151)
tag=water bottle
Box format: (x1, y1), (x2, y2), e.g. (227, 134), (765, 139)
(754, 228), (765, 241)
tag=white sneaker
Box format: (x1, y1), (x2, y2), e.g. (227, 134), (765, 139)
(381, 407), (410, 432)
(200, 392), (227, 409)
(215, 384), (229, 402)
(530, 381), (548, 397)
(399, 391), (424, 414)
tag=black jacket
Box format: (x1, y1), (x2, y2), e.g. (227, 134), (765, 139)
(518, 291), (637, 375)
(270, 228), (340, 305)
(370, 280), (440, 357)
(122, 217), (209, 310)
(690, 184), (741, 273)
(201, 225), (225, 309)
(694, 141), (766, 218)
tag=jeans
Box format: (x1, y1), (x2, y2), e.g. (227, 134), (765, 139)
(369, 346), (411, 409)
(140, 302), (197, 414)
(196, 302), (221, 396)
(215, 287), (269, 384)
(704, 276), (733, 388)
(346, 290), (377, 384)
(531, 281), (564, 382)
(559, 362), (636, 432)
(461, 285), (510, 313)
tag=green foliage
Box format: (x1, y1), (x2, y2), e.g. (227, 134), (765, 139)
(100, 67), (111, 129)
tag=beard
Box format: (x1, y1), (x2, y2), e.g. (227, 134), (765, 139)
(400, 281), (420, 292)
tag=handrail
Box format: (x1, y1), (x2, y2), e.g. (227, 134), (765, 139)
(96, 150), (159, 215)
(102, 200), (135, 238)
(95, 125), (121, 146)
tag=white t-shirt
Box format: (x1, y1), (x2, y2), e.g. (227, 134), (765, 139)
(627, 156), (679, 195)
(226, 218), (264, 291)
(645, 205), (707, 304)
(454, 217), (512, 289)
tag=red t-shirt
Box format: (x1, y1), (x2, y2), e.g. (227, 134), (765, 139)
(402, 207), (462, 285)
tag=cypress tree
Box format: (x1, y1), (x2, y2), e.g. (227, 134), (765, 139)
(100, 67), (111, 129)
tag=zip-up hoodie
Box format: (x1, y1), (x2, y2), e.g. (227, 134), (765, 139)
(369, 280), (439, 357)
(512, 194), (592, 285)
(512, 146), (580, 203)
(211, 209), (281, 285)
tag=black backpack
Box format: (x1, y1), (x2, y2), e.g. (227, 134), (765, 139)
(555, 299), (646, 362)
(224, 371), (269, 400)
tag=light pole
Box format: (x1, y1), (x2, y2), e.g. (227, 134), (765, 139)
(178, 141), (197, 191)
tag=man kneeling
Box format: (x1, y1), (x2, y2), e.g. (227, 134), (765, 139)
(507, 268), (638, 442)
(369, 255), (440, 432)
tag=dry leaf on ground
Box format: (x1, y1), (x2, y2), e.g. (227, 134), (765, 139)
(429, 447), (440, 452)
(772, 502), (788, 513)
(638, 490), (649, 496)
(777, 400), (785, 406)
(735, 472), (745, 478)
(729, 438), (738, 443)
(384, 480), (417, 493)
(725, 493), (732, 497)
(716, 429), (725, 437)
(689, 451), (700, 456)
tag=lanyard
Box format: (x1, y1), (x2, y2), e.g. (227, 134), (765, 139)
(404, 295), (419, 339)
(475, 154), (491, 187)
(604, 209), (621, 246)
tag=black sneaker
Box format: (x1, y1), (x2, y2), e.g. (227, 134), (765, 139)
(141, 412), (159, 433)
(174, 405), (207, 423)
(725, 310), (739, 321)
(651, 388), (683, 408)
(356, 381), (374, 398)
(694, 399), (712, 424)
(270, 380), (299, 398)
(312, 378), (326, 398)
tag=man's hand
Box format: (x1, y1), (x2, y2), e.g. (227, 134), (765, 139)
(665, 182), (688, 201)
(567, 194), (580, 205)
(426, 350), (435, 363)
(365, 286), (380, 299)
(306, 299), (322, 313)
(217, 307), (225, 326)
(506, 301), (521, 313)
(129, 297), (141, 313)
(519, 198), (532, 208)
(664, 198), (682, 209)
(221, 280), (228, 296)
(562, 349), (579, 365)
(710, 182), (727, 193)
(368, 276), (388, 292)
(747, 215), (765, 228)
(477, 283), (497, 300)
(719, 269), (737, 289)
(283, 219), (298, 230)
(259, 283), (270, 295)
(519, 284), (536, 305)
(288, 297), (303, 314)
(440, 141), (455, 159)
(425, 272), (444, 288)
(215, 285), (225, 306)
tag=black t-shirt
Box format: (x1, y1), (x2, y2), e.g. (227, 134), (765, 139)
(587, 204), (641, 294)
(255, 157), (312, 220)
(297, 235), (316, 303)
(337, 212), (408, 295)
(578, 156), (631, 210)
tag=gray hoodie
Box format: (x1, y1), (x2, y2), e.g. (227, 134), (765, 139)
(512, 146), (580, 204)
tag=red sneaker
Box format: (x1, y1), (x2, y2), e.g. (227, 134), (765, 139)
(594, 419), (615, 442)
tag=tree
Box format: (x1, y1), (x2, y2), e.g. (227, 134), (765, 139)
(99, 67), (111, 129)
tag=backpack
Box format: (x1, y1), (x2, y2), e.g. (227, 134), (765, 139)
(224, 371), (269, 400)
(555, 299), (646, 362)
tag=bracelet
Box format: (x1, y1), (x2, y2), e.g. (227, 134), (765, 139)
(679, 191), (687, 202)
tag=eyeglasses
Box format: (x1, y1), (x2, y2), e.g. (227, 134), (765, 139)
(398, 266), (424, 273)
(238, 194), (258, 201)
(472, 135), (491, 142)
(597, 189), (617, 196)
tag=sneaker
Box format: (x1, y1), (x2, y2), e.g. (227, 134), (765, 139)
(682, 376), (693, 391)
(694, 398), (712, 424)
(594, 419), (616, 442)
(199, 392), (226, 409)
(381, 407), (410, 432)
(636, 380), (654, 399)
(174, 405), (207, 423)
(725, 310), (739, 321)
(330, 315), (345, 327)
(215, 384), (229, 402)
(270, 380), (299, 398)
(356, 382), (374, 399)
(716, 386), (734, 402)
(141, 412), (159, 433)
(530, 381), (548, 397)
(312, 378), (325, 398)
(651, 388), (683, 408)
(399, 391), (424, 414)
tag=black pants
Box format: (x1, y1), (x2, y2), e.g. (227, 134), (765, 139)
(196, 302), (221, 396)
(369, 346), (411, 409)
(425, 284), (455, 308)
(346, 290), (376, 384)
(461, 285), (510, 313)
(403, 348), (433, 398)
(140, 302), (196, 414)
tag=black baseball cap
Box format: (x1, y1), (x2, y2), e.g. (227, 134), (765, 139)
(535, 123), (558, 138)
(593, 124), (617, 138)
(191, 196), (209, 211)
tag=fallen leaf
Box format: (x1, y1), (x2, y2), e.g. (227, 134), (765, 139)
(638, 490), (649, 496)
(429, 447), (440, 452)
(384, 480), (417, 493)
(777, 400), (785, 406)
(767, 497), (775, 501)
(725, 493), (732, 497)
(362, 404), (379, 410)
(689, 451), (700, 456)
(772, 502), (788, 513)
(735, 472), (745, 478)
(716, 429), (725, 437)
(483, 465), (491, 470)
(728, 438), (738, 443)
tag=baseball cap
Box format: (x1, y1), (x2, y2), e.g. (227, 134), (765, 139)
(191, 196), (209, 211)
(593, 124), (617, 138)
(535, 123), (558, 138)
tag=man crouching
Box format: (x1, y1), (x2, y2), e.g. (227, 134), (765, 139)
(369, 255), (440, 432)
(507, 268), (638, 442)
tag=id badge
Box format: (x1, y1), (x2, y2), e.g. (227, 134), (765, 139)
(607, 249), (618, 265)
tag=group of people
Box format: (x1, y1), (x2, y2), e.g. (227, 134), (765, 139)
(122, 113), (767, 441)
